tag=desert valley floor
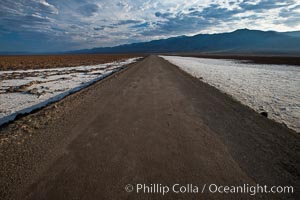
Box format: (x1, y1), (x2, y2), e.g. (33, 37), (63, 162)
(0, 55), (299, 200)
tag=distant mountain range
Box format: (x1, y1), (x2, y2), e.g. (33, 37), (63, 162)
(1, 29), (300, 55)
(70, 29), (300, 55)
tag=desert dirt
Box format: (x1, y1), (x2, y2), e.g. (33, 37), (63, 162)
(0, 55), (299, 200)
(167, 53), (300, 66)
(0, 54), (142, 71)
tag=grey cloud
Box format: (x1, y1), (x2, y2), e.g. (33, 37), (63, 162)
(116, 1), (129, 9)
(0, 0), (58, 33)
(155, 11), (172, 18)
(34, 0), (59, 15)
(239, 0), (295, 11)
(0, 14), (52, 32)
(113, 20), (142, 26)
(278, 4), (300, 27)
(93, 35), (110, 39)
(131, 22), (150, 29)
(94, 25), (116, 31)
(0, 0), (59, 16)
(69, 24), (81, 29)
(77, 3), (99, 17)
(0, 0), (299, 52)
(142, 14), (211, 36)
(149, 4), (239, 36)
(197, 4), (240, 19)
(94, 27), (104, 31)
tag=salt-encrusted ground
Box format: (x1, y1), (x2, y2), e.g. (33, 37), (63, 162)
(161, 56), (300, 132)
(0, 57), (141, 126)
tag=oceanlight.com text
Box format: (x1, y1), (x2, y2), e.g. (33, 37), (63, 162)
(125, 183), (294, 196)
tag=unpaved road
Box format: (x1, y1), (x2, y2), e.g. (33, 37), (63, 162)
(0, 55), (299, 200)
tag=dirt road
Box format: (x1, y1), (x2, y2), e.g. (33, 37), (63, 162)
(0, 55), (299, 200)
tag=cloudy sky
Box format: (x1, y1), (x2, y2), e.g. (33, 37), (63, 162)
(0, 0), (299, 52)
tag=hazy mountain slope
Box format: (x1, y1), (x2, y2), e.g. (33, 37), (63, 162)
(282, 31), (300, 38)
(71, 29), (300, 54)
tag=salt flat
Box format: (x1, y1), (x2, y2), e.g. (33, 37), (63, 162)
(161, 56), (300, 132)
(0, 57), (141, 126)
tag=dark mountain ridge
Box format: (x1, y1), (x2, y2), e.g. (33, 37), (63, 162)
(70, 29), (300, 55)
(1, 29), (300, 55)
